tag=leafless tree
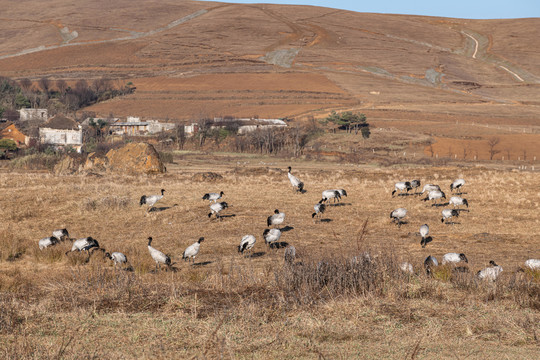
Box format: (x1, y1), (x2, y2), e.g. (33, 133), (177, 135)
(92, 77), (111, 94)
(56, 79), (68, 94)
(505, 148), (511, 160)
(19, 78), (32, 92)
(196, 118), (212, 148)
(487, 137), (501, 160)
(38, 77), (51, 95)
(522, 149), (527, 161)
(175, 125), (186, 150)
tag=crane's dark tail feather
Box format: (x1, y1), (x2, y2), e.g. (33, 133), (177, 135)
(140, 195), (146, 206)
(202, 194), (210, 200)
(298, 182), (304, 192)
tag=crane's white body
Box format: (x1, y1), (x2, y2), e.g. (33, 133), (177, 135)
(392, 181), (412, 196)
(420, 224), (429, 239)
(183, 238), (204, 263)
(70, 237), (99, 252)
(421, 184), (441, 194)
(441, 209), (459, 223)
(52, 229), (69, 241)
(390, 208), (407, 226)
(322, 189), (341, 203)
(239, 235), (256, 254)
(524, 259), (540, 270)
(209, 202), (228, 219)
(109, 252), (128, 265)
(451, 178), (466, 192)
(263, 228), (281, 245)
(449, 196), (468, 208)
(442, 253), (467, 265)
(400, 262), (414, 273)
(202, 191), (224, 203)
(39, 237), (58, 250)
(267, 210), (285, 227)
(477, 262), (503, 281)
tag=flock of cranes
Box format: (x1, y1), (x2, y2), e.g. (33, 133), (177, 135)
(390, 177), (537, 279)
(36, 167), (538, 280)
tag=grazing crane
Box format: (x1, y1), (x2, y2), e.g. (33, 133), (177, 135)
(524, 259), (540, 271)
(140, 189), (165, 212)
(284, 245), (296, 264)
(424, 255), (439, 276)
(312, 199), (326, 221)
(52, 228), (69, 242)
(390, 208), (407, 227)
(202, 191), (224, 203)
(238, 235), (256, 255)
(400, 262), (414, 274)
(287, 166), (304, 193)
(267, 209), (285, 228)
(392, 181), (412, 197)
(421, 184), (441, 194)
(322, 190), (341, 203)
(477, 260), (503, 281)
(449, 196), (468, 208)
(182, 237), (204, 264)
(442, 253), (468, 265)
(39, 236), (59, 250)
(410, 180), (421, 194)
(450, 178), (466, 193)
(105, 252), (128, 266)
(208, 202), (228, 220)
(147, 237), (171, 271)
(422, 190), (446, 204)
(419, 224), (429, 248)
(441, 209), (460, 224)
(263, 228), (281, 247)
(66, 237), (100, 255)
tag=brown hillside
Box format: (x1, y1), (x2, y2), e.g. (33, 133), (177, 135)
(1, 0), (539, 157)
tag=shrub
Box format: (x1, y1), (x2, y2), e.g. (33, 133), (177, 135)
(9, 153), (60, 171)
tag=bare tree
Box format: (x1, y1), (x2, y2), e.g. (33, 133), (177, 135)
(19, 78), (32, 92)
(487, 137), (501, 160)
(175, 125), (186, 150)
(38, 77), (51, 95)
(56, 79), (68, 94)
(196, 118), (212, 148)
(522, 149), (527, 161)
(505, 148), (511, 160)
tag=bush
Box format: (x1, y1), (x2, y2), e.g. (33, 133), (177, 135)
(9, 153), (60, 171)
(158, 151), (174, 164)
(0, 139), (17, 151)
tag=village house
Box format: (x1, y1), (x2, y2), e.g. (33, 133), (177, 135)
(19, 108), (48, 122)
(0, 123), (29, 147)
(109, 116), (176, 135)
(39, 115), (83, 150)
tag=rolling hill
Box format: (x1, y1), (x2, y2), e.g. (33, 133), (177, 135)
(1, 0), (539, 158)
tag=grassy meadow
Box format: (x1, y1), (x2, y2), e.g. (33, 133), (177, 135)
(0, 153), (539, 359)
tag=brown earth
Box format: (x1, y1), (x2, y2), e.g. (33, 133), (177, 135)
(1, 1), (539, 159)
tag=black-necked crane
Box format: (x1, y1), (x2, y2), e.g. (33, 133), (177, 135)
(52, 228), (69, 241)
(390, 208), (407, 227)
(424, 255), (439, 276)
(450, 178), (466, 193)
(267, 209), (285, 228)
(410, 180), (421, 194)
(287, 166), (304, 193)
(312, 199), (326, 222)
(449, 196), (468, 208)
(422, 190), (446, 204)
(238, 235), (256, 255)
(421, 184), (441, 194)
(322, 190), (341, 203)
(39, 236), (59, 250)
(147, 237), (171, 271)
(263, 228), (281, 247)
(182, 237), (204, 264)
(419, 224), (430, 248)
(66, 237), (100, 255)
(392, 182), (412, 197)
(202, 191), (224, 203)
(442, 253), (468, 265)
(441, 209), (459, 224)
(140, 189), (165, 212)
(208, 202), (228, 220)
(477, 260), (503, 281)
(106, 252), (128, 266)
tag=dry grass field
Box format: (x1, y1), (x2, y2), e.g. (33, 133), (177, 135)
(1, 153), (539, 358)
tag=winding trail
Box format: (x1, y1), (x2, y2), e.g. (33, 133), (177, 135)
(462, 32), (479, 59)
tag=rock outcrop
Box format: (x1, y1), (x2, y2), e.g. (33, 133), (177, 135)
(106, 142), (165, 174)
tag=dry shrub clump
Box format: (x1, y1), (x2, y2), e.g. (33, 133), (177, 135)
(9, 153), (61, 170)
(82, 196), (131, 211)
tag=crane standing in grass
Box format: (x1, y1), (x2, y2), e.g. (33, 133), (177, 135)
(287, 166), (304, 193)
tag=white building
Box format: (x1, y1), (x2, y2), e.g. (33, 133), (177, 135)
(109, 116), (176, 135)
(19, 108), (48, 122)
(39, 115), (82, 147)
